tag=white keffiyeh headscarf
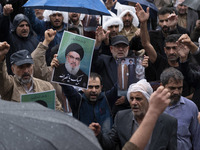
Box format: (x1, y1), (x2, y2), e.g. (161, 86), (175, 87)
(127, 79), (153, 101)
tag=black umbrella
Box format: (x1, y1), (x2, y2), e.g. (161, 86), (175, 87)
(182, 0), (200, 11)
(0, 99), (102, 150)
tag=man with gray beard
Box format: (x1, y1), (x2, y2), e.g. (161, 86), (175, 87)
(53, 43), (88, 88)
(0, 41), (62, 111)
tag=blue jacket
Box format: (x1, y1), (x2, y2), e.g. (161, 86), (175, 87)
(24, 8), (67, 65)
(62, 84), (118, 133)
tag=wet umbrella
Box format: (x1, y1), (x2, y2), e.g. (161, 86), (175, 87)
(23, 0), (111, 16)
(182, 0), (200, 11)
(0, 99), (102, 150)
(124, 0), (158, 12)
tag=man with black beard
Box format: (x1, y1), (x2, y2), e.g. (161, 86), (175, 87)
(68, 12), (84, 35)
(0, 42), (62, 111)
(61, 72), (118, 133)
(25, 8), (68, 65)
(149, 7), (189, 58)
(161, 67), (200, 150)
(52, 43), (88, 88)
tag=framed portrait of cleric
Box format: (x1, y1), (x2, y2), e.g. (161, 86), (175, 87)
(21, 90), (56, 110)
(117, 56), (145, 96)
(52, 31), (95, 89)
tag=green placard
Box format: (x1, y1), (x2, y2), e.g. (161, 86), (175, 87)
(20, 90), (55, 110)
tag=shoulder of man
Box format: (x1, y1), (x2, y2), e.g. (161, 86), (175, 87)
(158, 113), (177, 125)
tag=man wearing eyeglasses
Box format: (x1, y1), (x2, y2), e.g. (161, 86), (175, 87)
(53, 43), (88, 88)
(61, 72), (118, 133)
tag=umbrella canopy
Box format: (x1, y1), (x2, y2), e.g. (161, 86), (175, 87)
(23, 0), (111, 16)
(124, 0), (158, 12)
(182, 0), (200, 11)
(0, 99), (102, 150)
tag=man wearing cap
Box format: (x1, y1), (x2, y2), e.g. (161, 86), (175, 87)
(53, 43), (88, 88)
(93, 31), (133, 117)
(89, 79), (177, 150)
(0, 41), (62, 111)
(1, 4), (39, 75)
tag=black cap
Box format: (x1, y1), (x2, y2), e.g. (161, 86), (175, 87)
(65, 43), (84, 60)
(10, 50), (33, 66)
(111, 35), (129, 46)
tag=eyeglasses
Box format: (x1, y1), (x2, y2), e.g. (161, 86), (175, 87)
(67, 55), (81, 61)
(165, 46), (177, 50)
(88, 85), (100, 89)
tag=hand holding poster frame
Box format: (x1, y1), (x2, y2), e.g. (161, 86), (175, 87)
(117, 56), (145, 96)
(21, 90), (55, 110)
(52, 31), (95, 89)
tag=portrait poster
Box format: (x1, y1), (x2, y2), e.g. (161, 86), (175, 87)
(52, 31), (95, 89)
(20, 90), (55, 110)
(117, 56), (145, 96)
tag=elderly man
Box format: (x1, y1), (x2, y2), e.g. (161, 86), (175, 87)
(53, 43), (88, 88)
(160, 67), (200, 150)
(89, 79), (177, 150)
(1, 4), (39, 74)
(0, 41), (62, 111)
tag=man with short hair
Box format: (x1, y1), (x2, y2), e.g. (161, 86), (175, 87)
(149, 6), (189, 58)
(61, 72), (118, 133)
(53, 43), (88, 88)
(68, 12), (84, 35)
(0, 42), (62, 111)
(100, 11), (123, 55)
(89, 79), (177, 150)
(137, 3), (192, 97)
(160, 67), (200, 150)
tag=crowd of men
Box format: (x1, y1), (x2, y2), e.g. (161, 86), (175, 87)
(0, 0), (200, 149)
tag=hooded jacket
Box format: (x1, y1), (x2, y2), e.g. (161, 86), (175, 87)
(1, 13), (39, 74)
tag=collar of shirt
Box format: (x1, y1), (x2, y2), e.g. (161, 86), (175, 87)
(167, 96), (185, 109)
(23, 81), (34, 94)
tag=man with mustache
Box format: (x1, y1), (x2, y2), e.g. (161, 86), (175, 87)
(116, 2), (140, 41)
(160, 67), (200, 150)
(61, 72), (118, 134)
(68, 12), (84, 35)
(0, 41), (62, 111)
(138, 3), (192, 98)
(52, 43), (88, 88)
(149, 7), (189, 58)
(1, 4), (39, 74)
(25, 8), (68, 65)
(89, 79), (177, 150)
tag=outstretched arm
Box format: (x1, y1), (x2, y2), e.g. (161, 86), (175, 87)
(136, 3), (157, 63)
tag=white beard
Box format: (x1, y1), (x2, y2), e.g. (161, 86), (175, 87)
(65, 61), (80, 76)
(15, 74), (33, 85)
